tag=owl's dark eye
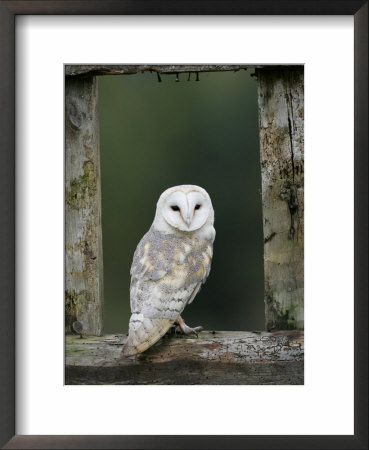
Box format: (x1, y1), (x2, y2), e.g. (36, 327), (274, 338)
(194, 204), (201, 210)
(171, 205), (180, 211)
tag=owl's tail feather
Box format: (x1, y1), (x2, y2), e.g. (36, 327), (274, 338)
(121, 318), (175, 357)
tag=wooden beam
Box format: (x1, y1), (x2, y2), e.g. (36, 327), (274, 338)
(65, 76), (104, 336)
(65, 64), (260, 77)
(65, 331), (304, 385)
(256, 66), (304, 331)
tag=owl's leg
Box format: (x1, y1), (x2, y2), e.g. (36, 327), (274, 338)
(175, 316), (203, 337)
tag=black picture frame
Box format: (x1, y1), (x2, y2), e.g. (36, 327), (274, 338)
(0, 1), (367, 449)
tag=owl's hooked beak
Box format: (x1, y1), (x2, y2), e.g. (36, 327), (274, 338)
(184, 214), (192, 227)
(182, 197), (194, 227)
(182, 210), (193, 227)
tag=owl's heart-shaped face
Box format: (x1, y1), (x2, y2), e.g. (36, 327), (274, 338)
(154, 185), (214, 233)
(162, 190), (210, 232)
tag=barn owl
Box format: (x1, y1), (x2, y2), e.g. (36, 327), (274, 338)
(121, 185), (215, 357)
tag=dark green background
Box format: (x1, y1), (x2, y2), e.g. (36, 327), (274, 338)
(98, 70), (264, 333)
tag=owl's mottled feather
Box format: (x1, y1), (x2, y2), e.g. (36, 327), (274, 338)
(122, 227), (213, 356)
(121, 184), (215, 357)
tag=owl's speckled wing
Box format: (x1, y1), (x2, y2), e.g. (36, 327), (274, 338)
(122, 227), (213, 356)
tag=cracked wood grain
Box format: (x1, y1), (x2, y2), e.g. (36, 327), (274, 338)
(256, 66), (304, 331)
(65, 64), (261, 77)
(65, 76), (104, 336)
(65, 331), (304, 385)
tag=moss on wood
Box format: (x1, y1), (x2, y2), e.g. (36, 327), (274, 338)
(66, 160), (96, 210)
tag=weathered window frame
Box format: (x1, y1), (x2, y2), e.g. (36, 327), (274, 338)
(65, 64), (304, 335)
(65, 65), (304, 384)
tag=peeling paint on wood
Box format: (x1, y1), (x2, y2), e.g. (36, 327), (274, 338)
(256, 66), (304, 331)
(65, 331), (304, 385)
(65, 76), (104, 336)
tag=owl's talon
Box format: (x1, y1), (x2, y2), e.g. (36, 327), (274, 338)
(176, 317), (203, 337)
